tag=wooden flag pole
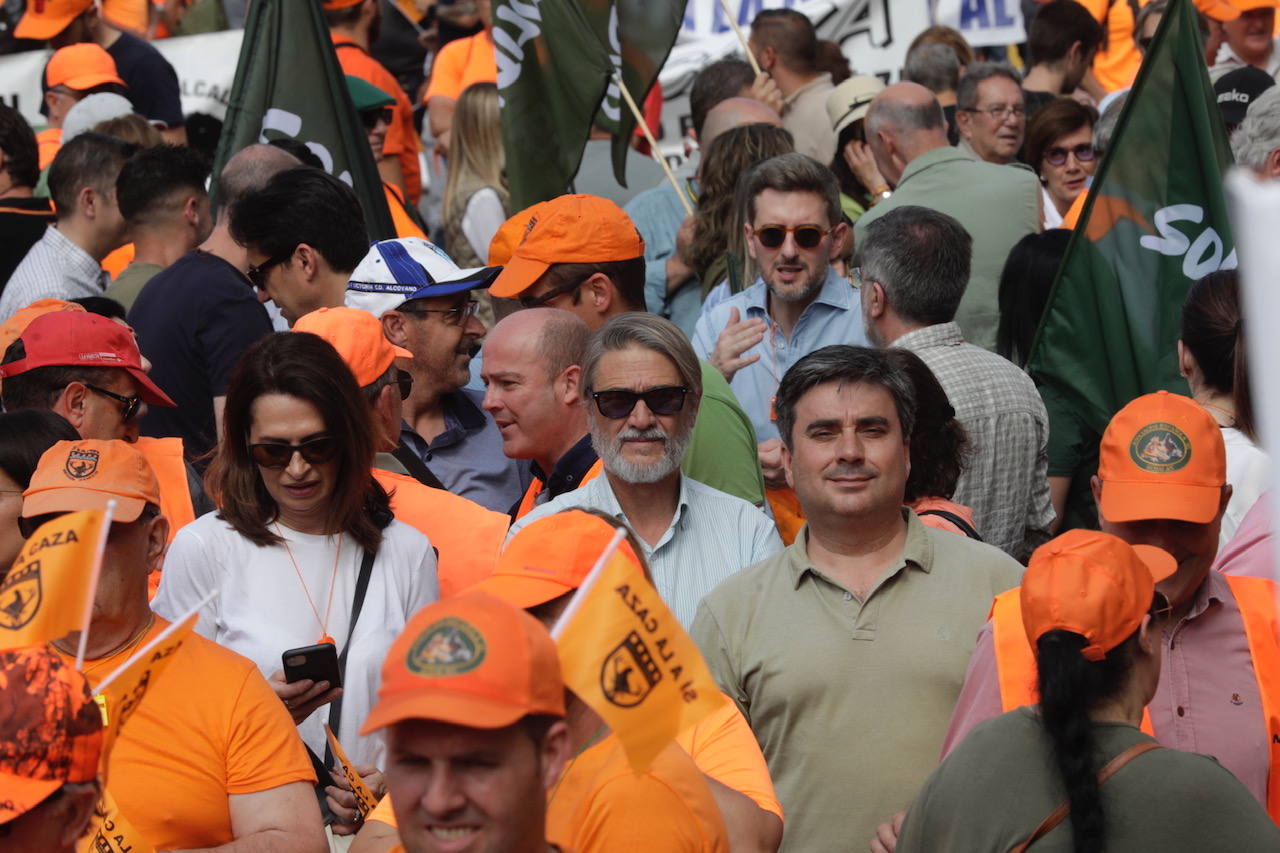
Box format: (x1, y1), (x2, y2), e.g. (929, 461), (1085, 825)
(75, 500), (115, 671)
(612, 71), (694, 218)
(719, 0), (762, 75)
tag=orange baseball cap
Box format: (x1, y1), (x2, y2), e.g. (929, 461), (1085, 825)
(488, 201), (552, 267)
(489, 194), (645, 298)
(473, 510), (644, 608)
(0, 646), (103, 824)
(45, 43), (125, 91)
(1197, 0), (1241, 20)
(1097, 391), (1226, 524)
(293, 306), (412, 386)
(361, 591), (565, 734)
(14, 0), (93, 40)
(1222, 0), (1275, 11)
(23, 439), (162, 523)
(1021, 529), (1176, 661)
(0, 298), (84, 358)
(322, 0), (364, 8)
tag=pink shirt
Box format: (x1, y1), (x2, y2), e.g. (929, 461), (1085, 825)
(1216, 492), (1275, 580)
(943, 569), (1270, 808)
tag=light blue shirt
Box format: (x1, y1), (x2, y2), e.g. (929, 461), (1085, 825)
(510, 472), (783, 629)
(692, 266), (868, 442)
(625, 177), (702, 339)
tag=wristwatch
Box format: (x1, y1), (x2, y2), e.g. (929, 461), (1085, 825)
(869, 185), (892, 206)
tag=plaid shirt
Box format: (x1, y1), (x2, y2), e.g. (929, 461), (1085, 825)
(894, 322), (1053, 561)
(0, 226), (109, 321)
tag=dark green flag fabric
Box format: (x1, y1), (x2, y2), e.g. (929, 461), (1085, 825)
(211, 0), (395, 240)
(1025, 0), (1234, 437)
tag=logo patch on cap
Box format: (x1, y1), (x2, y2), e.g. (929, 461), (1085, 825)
(600, 631), (662, 708)
(1129, 422), (1192, 473)
(0, 560), (42, 631)
(406, 617), (486, 677)
(64, 448), (99, 480)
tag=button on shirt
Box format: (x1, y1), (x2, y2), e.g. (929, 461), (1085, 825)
(511, 473), (783, 628)
(692, 267), (868, 442)
(692, 512), (1024, 852)
(0, 226), (109, 320)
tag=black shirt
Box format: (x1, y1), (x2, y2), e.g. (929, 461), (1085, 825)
(511, 433), (598, 517)
(129, 250), (272, 462)
(0, 197), (53, 294)
(107, 32), (184, 127)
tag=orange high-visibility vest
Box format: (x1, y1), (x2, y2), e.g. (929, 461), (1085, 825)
(990, 574), (1280, 821)
(134, 437), (195, 601)
(514, 458), (604, 520)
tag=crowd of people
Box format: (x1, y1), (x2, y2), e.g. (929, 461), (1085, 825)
(4, 0), (1280, 851)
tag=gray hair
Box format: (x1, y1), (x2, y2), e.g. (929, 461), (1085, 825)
(581, 313), (703, 398)
(904, 43), (961, 95)
(857, 206), (971, 328)
(1233, 86), (1280, 172)
(956, 62), (1023, 110)
(865, 92), (946, 140)
(1094, 94), (1127, 155)
(742, 152), (842, 229)
(774, 346), (916, 450)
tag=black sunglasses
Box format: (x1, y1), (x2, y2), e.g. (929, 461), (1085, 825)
(395, 368), (413, 401)
(754, 225), (830, 250)
(590, 386), (690, 419)
(248, 436), (339, 469)
(84, 383), (141, 422)
(519, 281), (582, 309)
(246, 252), (293, 290)
(1043, 143), (1097, 167)
(360, 106), (394, 131)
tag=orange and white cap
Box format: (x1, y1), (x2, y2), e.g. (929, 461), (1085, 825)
(1097, 391), (1226, 524)
(293, 306), (412, 386)
(1021, 529), (1176, 661)
(0, 646), (103, 824)
(361, 591), (565, 734)
(488, 194), (645, 298)
(23, 439), (161, 523)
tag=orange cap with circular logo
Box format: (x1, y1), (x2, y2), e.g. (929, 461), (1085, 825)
(1021, 529), (1176, 661)
(23, 439), (161, 523)
(471, 510), (644, 609)
(1097, 391), (1226, 524)
(293, 306), (412, 386)
(361, 591), (565, 734)
(488, 194), (645, 298)
(0, 646), (103, 824)
(45, 43), (125, 91)
(14, 0), (93, 40)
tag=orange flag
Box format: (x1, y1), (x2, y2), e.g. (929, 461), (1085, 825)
(0, 510), (107, 650)
(552, 531), (725, 772)
(75, 788), (155, 853)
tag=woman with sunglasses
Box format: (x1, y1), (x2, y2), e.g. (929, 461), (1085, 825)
(887, 530), (1279, 852)
(154, 333), (438, 800)
(1025, 98), (1099, 229)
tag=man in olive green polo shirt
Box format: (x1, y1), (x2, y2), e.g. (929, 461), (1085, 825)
(691, 345), (1023, 852)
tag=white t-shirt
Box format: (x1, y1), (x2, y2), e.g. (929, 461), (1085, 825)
(153, 513), (438, 769)
(1222, 426), (1270, 549)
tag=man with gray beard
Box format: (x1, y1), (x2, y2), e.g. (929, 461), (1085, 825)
(508, 312), (782, 627)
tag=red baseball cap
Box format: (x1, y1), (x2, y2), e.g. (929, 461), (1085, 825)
(0, 312), (174, 407)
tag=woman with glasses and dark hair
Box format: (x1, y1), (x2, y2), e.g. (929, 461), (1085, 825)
(1025, 98), (1099, 229)
(890, 530), (1279, 852)
(153, 332), (437, 822)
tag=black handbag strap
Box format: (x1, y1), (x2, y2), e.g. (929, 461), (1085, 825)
(391, 443), (449, 491)
(917, 508), (984, 541)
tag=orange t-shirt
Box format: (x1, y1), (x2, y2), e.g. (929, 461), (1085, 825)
(1070, 0), (1147, 93)
(37, 127), (61, 170)
(102, 242), (135, 280)
(333, 35), (423, 206)
(61, 616), (315, 850)
(373, 467), (508, 597)
(385, 182), (428, 240)
(423, 31), (497, 104)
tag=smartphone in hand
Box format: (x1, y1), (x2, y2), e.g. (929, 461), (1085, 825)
(282, 643), (342, 689)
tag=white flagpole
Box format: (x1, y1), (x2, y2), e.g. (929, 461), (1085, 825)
(75, 500), (116, 671)
(94, 589), (217, 695)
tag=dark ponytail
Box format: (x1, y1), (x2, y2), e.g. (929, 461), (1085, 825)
(1181, 270), (1255, 441)
(1035, 630), (1136, 853)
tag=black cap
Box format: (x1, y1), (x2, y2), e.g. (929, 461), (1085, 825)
(1214, 66), (1276, 127)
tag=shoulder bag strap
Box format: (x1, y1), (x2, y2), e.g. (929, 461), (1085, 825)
(391, 443), (449, 491)
(322, 547), (377, 768)
(1008, 740), (1163, 853)
(916, 508), (984, 541)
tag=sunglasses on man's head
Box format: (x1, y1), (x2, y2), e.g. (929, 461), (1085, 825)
(360, 106), (394, 131)
(248, 436), (339, 469)
(590, 386), (689, 419)
(754, 225), (830, 250)
(1043, 144), (1097, 167)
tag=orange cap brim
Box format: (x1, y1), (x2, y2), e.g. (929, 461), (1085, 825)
(22, 487), (147, 523)
(488, 254), (552, 299)
(0, 770), (62, 824)
(14, 8), (83, 40)
(469, 572), (577, 610)
(1131, 544), (1178, 583)
(360, 686), (534, 735)
(59, 72), (127, 90)
(1098, 480), (1222, 525)
(1197, 0), (1241, 20)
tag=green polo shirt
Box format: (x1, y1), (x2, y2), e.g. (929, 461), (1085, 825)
(692, 510), (1023, 852)
(682, 360), (766, 507)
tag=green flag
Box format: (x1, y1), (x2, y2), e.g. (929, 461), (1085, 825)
(211, 0), (395, 240)
(1026, 0), (1234, 437)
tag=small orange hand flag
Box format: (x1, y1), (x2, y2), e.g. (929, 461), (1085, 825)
(0, 510), (107, 650)
(552, 530), (724, 773)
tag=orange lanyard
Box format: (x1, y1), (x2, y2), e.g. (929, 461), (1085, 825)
(275, 523), (343, 645)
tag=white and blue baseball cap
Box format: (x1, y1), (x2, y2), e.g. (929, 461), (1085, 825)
(345, 237), (502, 318)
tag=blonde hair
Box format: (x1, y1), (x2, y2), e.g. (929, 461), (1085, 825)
(443, 82), (506, 222)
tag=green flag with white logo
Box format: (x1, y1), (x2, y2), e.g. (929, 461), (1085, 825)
(211, 0), (395, 240)
(1025, 0), (1233, 437)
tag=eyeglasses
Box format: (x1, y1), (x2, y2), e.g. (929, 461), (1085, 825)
(395, 368), (413, 401)
(519, 281), (581, 309)
(246, 252), (293, 290)
(248, 436), (339, 469)
(84, 383), (141, 422)
(753, 225), (830, 250)
(1151, 591), (1173, 624)
(963, 104), (1026, 120)
(590, 386), (690, 419)
(1043, 143), (1097, 167)
(400, 300), (480, 327)
(360, 106), (394, 131)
